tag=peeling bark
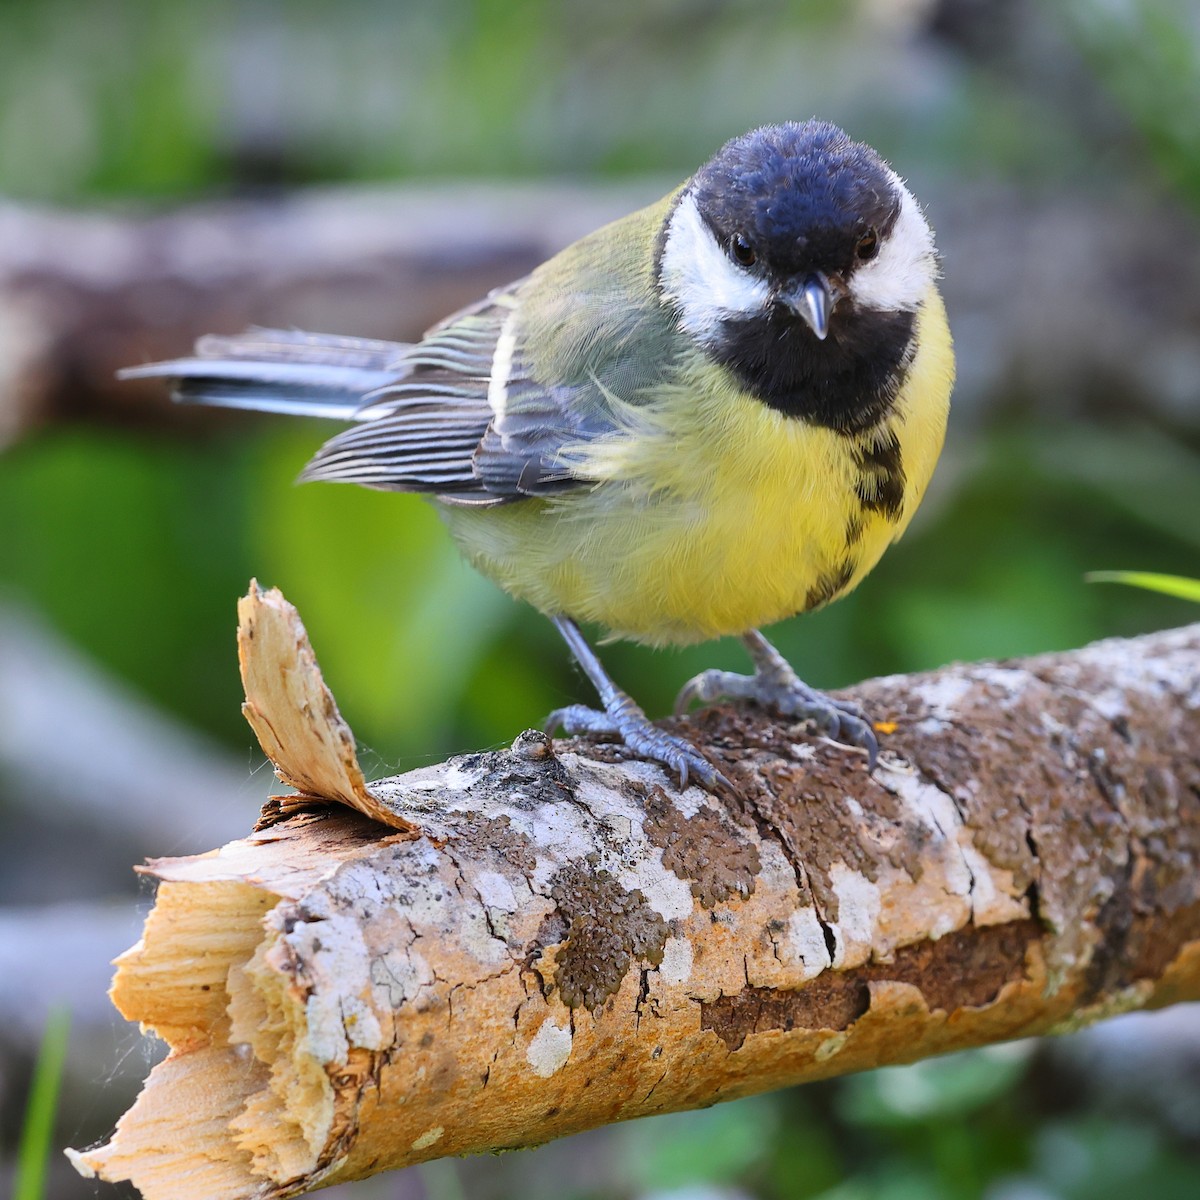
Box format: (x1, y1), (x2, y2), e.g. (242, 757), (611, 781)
(69, 586), (1200, 1199)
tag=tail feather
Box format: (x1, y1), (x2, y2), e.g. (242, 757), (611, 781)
(193, 327), (406, 371)
(119, 327), (411, 421)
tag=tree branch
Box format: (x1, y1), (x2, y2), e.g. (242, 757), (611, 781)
(69, 586), (1200, 1199)
(5, 178), (1200, 448)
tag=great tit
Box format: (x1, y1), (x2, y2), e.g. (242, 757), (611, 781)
(125, 120), (954, 791)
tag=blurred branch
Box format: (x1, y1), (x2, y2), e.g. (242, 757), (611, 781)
(0, 902), (144, 1044)
(69, 587), (1200, 1199)
(0, 185), (646, 448)
(3, 175), (1200, 451)
(0, 602), (262, 856)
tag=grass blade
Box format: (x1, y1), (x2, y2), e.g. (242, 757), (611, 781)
(1085, 571), (1200, 603)
(13, 1007), (71, 1200)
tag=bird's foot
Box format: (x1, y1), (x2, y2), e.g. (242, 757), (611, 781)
(546, 697), (725, 791)
(675, 662), (878, 768)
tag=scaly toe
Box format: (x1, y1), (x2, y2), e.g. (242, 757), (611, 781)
(547, 702), (725, 791)
(821, 708), (879, 769)
(763, 685), (879, 765)
(620, 723), (726, 791)
(674, 669), (747, 716)
(673, 668), (879, 769)
(546, 704), (619, 738)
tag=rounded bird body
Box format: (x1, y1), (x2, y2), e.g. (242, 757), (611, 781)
(444, 289), (952, 645)
(126, 120), (955, 789)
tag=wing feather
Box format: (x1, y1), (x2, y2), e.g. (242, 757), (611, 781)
(133, 198), (681, 506)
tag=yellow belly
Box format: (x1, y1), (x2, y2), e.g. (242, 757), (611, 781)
(441, 288), (954, 647)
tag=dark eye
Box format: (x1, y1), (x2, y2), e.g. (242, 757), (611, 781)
(856, 228), (879, 261)
(729, 233), (756, 267)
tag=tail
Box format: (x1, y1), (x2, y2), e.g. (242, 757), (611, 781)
(119, 328), (409, 421)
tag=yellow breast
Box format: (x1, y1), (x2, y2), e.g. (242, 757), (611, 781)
(442, 285), (954, 647)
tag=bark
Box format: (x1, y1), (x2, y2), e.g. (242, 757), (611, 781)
(69, 586), (1200, 1200)
(5, 178), (1200, 449)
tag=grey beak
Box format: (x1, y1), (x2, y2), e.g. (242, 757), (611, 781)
(781, 273), (834, 340)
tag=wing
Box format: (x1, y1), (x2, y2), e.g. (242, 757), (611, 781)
(299, 299), (508, 499)
(302, 193), (682, 507)
(121, 194), (684, 507)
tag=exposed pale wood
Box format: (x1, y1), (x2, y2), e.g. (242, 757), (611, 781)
(236, 581), (415, 832)
(69, 589), (1200, 1199)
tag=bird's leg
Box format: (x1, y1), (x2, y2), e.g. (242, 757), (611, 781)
(674, 628), (878, 767)
(546, 616), (725, 791)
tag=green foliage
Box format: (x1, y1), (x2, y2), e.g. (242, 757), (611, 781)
(0, 429), (256, 743)
(1064, 0), (1200, 209)
(838, 1047), (1032, 1127)
(619, 1096), (780, 1192)
(1019, 1117), (1200, 1200)
(13, 1008), (71, 1200)
(0, 0), (1116, 203)
(584, 1050), (1197, 1200)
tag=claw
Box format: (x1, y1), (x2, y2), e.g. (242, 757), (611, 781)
(673, 668), (741, 717)
(674, 630), (882, 769)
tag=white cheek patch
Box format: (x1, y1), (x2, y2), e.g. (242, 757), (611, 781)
(658, 192), (771, 343)
(850, 172), (937, 313)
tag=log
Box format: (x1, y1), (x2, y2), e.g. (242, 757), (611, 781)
(69, 585), (1200, 1199)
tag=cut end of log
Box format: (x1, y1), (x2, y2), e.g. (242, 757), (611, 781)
(70, 879), (289, 1197)
(70, 811), (388, 1198)
(72, 582), (427, 1197)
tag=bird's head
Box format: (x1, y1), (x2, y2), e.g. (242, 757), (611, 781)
(656, 121), (939, 431)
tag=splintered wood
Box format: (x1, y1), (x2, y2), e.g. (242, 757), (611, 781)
(70, 590), (1200, 1200)
(235, 581), (416, 833)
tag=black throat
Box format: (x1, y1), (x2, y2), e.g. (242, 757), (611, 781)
(711, 305), (916, 434)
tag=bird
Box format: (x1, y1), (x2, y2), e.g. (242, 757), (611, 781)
(123, 120), (955, 792)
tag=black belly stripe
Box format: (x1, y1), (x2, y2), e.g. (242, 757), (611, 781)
(843, 511), (864, 548)
(805, 558), (856, 611)
(852, 427), (906, 521)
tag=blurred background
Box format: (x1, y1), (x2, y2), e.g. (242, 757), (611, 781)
(1, 0), (1198, 1196)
